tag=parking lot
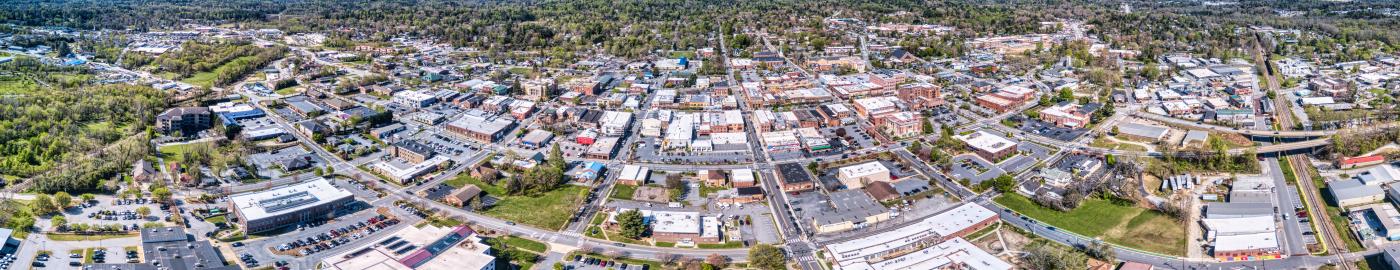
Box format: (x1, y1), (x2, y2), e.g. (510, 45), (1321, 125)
(59, 195), (173, 230)
(948, 154), (1006, 184)
(1013, 116), (1088, 142)
(234, 205), (416, 270)
(410, 130), (481, 159)
(245, 146), (325, 178)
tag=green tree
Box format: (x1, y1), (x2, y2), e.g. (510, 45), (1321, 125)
(982, 175), (1016, 193)
(32, 194), (57, 216)
(136, 206), (151, 217)
(618, 209), (647, 239)
(748, 244), (787, 270)
(79, 193), (95, 204)
(53, 192), (72, 209)
(921, 119), (935, 135)
(51, 215), (67, 230)
(152, 188), (173, 202)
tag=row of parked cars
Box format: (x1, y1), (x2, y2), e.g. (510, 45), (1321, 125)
(276, 215), (400, 257)
(572, 255), (649, 270)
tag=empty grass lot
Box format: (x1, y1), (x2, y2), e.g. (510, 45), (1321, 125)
(500, 236), (548, 253)
(450, 175), (586, 230)
(610, 184), (637, 200)
(995, 194), (1185, 256)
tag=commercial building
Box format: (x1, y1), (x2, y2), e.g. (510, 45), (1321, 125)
(599, 111), (634, 136)
(955, 131), (1017, 161)
(776, 162), (816, 192)
(1116, 122), (1170, 141)
(392, 140), (436, 164)
(520, 129), (554, 149)
(649, 210), (722, 244)
(824, 203), (999, 269)
(618, 165), (650, 186)
(393, 90), (439, 108)
(87, 227), (237, 270)
(1331, 179), (1386, 210)
(1213, 232), (1282, 261)
(812, 190), (892, 234)
(836, 238), (1009, 270)
(227, 178), (355, 233)
(371, 156), (451, 184)
(1038, 102), (1096, 128)
(320, 225), (495, 270)
(446, 111), (517, 143)
(836, 161), (892, 189)
(731, 168), (756, 187)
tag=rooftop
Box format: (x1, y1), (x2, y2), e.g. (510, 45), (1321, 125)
(228, 178), (354, 221)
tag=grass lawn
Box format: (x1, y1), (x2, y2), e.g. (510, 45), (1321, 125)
(182, 72), (217, 89)
(584, 226), (604, 239)
(507, 67), (534, 77)
(427, 215), (464, 228)
(1090, 136), (1149, 152)
(47, 233), (138, 241)
(275, 87), (301, 96)
(698, 183), (725, 198)
(443, 175), (473, 189)
(995, 194), (1185, 256)
(610, 184), (637, 200)
(603, 230), (644, 244)
(589, 212), (606, 226)
(124, 246), (138, 253)
(668, 51), (696, 59)
(204, 215), (228, 225)
(501, 236), (548, 253)
(654, 241), (676, 248)
(158, 141), (215, 165)
(481, 185), (587, 230)
(83, 248), (96, 264)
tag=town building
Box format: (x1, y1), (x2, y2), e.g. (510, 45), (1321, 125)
(824, 203), (999, 269)
(87, 227), (237, 270)
(320, 225), (495, 270)
(836, 162), (892, 189)
(1038, 102), (1098, 128)
(776, 162), (816, 192)
(391, 140), (436, 164)
(618, 165), (650, 186)
(812, 190), (892, 234)
(446, 111), (517, 143)
(955, 131), (1018, 161)
(156, 107), (213, 135)
(393, 90), (439, 108)
(228, 178), (355, 233)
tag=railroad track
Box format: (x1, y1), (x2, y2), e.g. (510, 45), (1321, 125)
(1255, 31), (1354, 270)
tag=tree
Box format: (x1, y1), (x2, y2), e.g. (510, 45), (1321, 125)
(79, 193), (95, 204)
(921, 119), (934, 135)
(51, 215), (67, 231)
(136, 206), (151, 217)
(32, 194), (57, 216)
(618, 209), (647, 239)
(152, 188), (173, 202)
(53, 192), (72, 209)
(1024, 241), (1088, 270)
(983, 175), (1017, 193)
(705, 253), (729, 268)
(553, 262), (564, 270)
(749, 244), (787, 270)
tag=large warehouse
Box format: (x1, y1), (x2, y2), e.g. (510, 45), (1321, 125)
(229, 178), (355, 234)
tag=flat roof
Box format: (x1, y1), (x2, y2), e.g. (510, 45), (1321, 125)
(838, 161), (890, 179)
(1201, 216), (1276, 235)
(955, 131), (1016, 153)
(1214, 232), (1279, 252)
(229, 178), (354, 221)
(813, 190), (886, 226)
(838, 237), (1010, 270)
(777, 162), (813, 184)
(322, 225), (494, 270)
(826, 203), (997, 265)
(1116, 122), (1169, 140)
(651, 210), (701, 234)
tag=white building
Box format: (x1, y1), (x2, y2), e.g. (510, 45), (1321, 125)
(392, 90), (438, 108)
(600, 111), (634, 136)
(837, 161), (892, 189)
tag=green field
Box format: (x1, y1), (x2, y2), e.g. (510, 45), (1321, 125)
(995, 194), (1186, 256)
(157, 141), (215, 165)
(1090, 136), (1149, 152)
(453, 175), (586, 230)
(275, 87), (301, 96)
(610, 184), (637, 200)
(182, 71), (217, 89)
(501, 236), (548, 253)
